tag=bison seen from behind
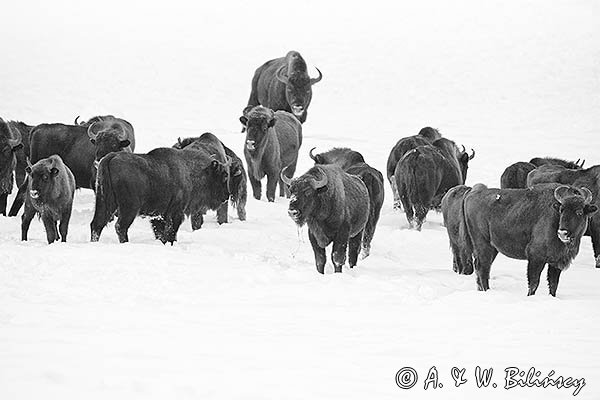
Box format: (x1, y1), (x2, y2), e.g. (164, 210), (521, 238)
(283, 165), (369, 274)
(21, 155), (75, 244)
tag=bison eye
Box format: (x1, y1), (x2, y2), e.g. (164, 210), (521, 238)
(42, 174), (48, 181)
(576, 210), (584, 216)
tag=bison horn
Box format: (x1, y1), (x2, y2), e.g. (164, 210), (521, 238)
(310, 67), (323, 85)
(579, 187), (594, 204)
(461, 145), (466, 153)
(275, 65), (289, 84)
(280, 167), (293, 186)
(469, 149), (475, 160)
(87, 122), (100, 140)
(309, 147), (318, 162)
(311, 168), (328, 190)
(554, 185), (582, 205)
(74, 116), (80, 125)
(26, 157), (33, 168)
(579, 159), (586, 168)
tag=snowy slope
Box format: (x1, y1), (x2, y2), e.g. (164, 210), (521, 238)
(1, 1), (600, 399)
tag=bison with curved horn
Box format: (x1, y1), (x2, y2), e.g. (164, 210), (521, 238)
(283, 164), (369, 274)
(243, 51), (322, 126)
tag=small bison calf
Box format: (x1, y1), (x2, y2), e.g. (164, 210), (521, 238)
(21, 155), (75, 244)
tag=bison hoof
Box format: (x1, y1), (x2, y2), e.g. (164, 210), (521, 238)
(267, 198), (275, 203)
(334, 266), (342, 273)
(359, 248), (370, 260)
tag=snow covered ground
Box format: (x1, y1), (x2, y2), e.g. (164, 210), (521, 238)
(1, 1), (599, 399)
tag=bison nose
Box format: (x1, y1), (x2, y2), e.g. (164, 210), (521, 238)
(288, 209), (300, 218)
(246, 140), (256, 151)
(557, 229), (571, 243)
(29, 190), (39, 199)
(291, 106), (304, 116)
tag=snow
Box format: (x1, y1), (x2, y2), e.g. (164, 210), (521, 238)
(1, 0), (600, 399)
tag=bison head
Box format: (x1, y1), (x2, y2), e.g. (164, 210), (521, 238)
(554, 186), (598, 244)
(275, 56), (322, 118)
(88, 122), (131, 162)
(418, 127), (442, 142)
(458, 145), (476, 181)
(0, 121), (23, 192)
(25, 157), (61, 201)
(240, 106), (275, 153)
(282, 167), (327, 226)
(208, 158), (232, 206)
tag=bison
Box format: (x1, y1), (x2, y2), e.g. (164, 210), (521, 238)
(460, 183), (597, 296)
(395, 139), (474, 230)
(283, 164), (369, 274)
(441, 185), (474, 275)
(173, 133), (247, 225)
(244, 51), (322, 125)
(21, 155), (75, 244)
(87, 117), (135, 165)
(501, 157), (584, 189)
(90, 147), (230, 244)
(240, 106), (302, 202)
(0, 118), (24, 215)
(9, 116), (135, 216)
(309, 147), (384, 258)
(386, 127), (442, 207)
(527, 164), (600, 267)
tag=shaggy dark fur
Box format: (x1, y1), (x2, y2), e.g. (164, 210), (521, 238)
(500, 161), (536, 189)
(0, 119), (25, 215)
(309, 147), (383, 258)
(286, 164), (370, 274)
(21, 155), (75, 244)
(90, 147), (230, 244)
(462, 183), (597, 296)
(244, 51), (322, 124)
(441, 185), (474, 275)
(87, 117), (135, 161)
(527, 164), (600, 267)
(240, 106), (302, 202)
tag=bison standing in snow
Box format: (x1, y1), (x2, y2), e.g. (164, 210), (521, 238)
(21, 155), (75, 244)
(283, 164), (369, 274)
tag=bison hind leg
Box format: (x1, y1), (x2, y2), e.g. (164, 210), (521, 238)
(151, 217), (167, 243)
(216, 203), (228, 225)
(191, 211), (205, 230)
(115, 208), (137, 243)
(163, 213), (184, 245)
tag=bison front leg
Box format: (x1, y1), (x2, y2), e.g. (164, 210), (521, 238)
(249, 176), (262, 201)
(589, 218), (600, 267)
(8, 179), (27, 217)
(216, 202), (228, 224)
(58, 208), (72, 242)
(400, 193), (414, 228)
(331, 226), (350, 273)
(0, 192), (7, 216)
(266, 174), (278, 202)
(547, 264), (562, 297)
(526, 259), (546, 296)
(309, 230), (327, 274)
(191, 211), (205, 230)
(42, 216), (59, 244)
(163, 213), (184, 245)
(150, 218), (167, 243)
(21, 203), (36, 241)
(390, 179), (401, 210)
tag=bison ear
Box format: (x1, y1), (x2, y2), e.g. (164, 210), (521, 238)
(50, 167), (59, 177)
(120, 139), (131, 148)
(585, 204), (598, 216)
(268, 118), (276, 128)
(239, 116), (248, 126)
(211, 160), (220, 170)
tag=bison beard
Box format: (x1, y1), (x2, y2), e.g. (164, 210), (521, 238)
(460, 184), (597, 296)
(284, 165), (370, 274)
(90, 148), (230, 244)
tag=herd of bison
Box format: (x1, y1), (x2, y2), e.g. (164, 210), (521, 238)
(0, 51), (597, 297)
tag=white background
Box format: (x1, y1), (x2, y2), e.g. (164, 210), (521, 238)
(1, 1), (599, 399)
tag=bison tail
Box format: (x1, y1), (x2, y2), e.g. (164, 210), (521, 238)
(91, 153), (119, 239)
(359, 169), (385, 255)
